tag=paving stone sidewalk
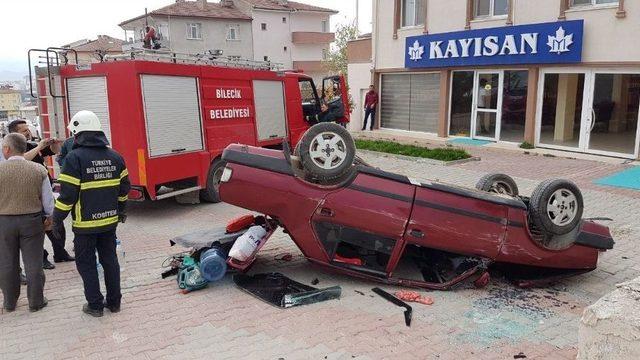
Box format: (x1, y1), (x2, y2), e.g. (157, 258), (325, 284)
(1, 146), (638, 360)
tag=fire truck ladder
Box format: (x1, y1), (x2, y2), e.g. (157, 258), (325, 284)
(27, 48), (78, 177)
(104, 49), (284, 71)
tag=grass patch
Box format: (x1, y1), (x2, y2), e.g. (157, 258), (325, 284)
(519, 141), (535, 149)
(355, 139), (471, 162)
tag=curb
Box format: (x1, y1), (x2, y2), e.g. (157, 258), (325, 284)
(357, 149), (481, 166)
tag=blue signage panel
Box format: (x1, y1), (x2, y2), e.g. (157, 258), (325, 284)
(405, 20), (583, 68)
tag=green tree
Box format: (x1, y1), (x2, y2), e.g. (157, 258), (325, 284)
(322, 22), (359, 76)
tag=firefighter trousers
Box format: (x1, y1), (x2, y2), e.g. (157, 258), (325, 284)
(74, 230), (121, 310)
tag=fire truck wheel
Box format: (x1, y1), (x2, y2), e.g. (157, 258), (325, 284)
(298, 122), (356, 184)
(200, 158), (226, 203)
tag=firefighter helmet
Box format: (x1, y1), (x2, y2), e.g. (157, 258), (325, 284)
(68, 110), (102, 135)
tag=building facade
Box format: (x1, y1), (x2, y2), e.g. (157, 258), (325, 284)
(119, 0), (254, 59)
(0, 89), (22, 121)
(369, 0), (640, 159)
(234, 0), (337, 81)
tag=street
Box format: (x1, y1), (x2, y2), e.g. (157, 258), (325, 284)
(2, 146), (638, 360)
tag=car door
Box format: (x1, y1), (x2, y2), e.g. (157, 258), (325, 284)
(322, 75), (351, 123)
(406, 184), (508, 260)
(311, 170), (415, 277)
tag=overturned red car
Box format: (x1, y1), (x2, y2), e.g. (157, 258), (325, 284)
(218, 123), (614, 290)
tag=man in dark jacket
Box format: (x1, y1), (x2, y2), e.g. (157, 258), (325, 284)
(52, 111), (130, 317)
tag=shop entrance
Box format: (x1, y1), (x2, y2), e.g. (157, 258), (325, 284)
(449, 70), (528, 143)
(536, 69), (640, 158)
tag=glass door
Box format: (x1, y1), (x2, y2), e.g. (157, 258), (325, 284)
(536, 70), (588, 151)
(585, 72), (640, 158)
(536, 69), (640, 159)
(472, 71), (503, 140)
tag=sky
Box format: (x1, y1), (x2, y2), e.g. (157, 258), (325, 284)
(0, 0), (372, 81)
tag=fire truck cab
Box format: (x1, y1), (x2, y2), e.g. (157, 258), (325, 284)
(29, 49), (350, 202)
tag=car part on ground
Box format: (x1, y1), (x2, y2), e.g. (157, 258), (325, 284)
(233, 272), (341, 308)
(200, 158), (226, 203)
(298, 122), (355, 184)
(475, 173), (519, 196)
(372, 287), (412, 327)
(529, 179), (584, 235)
(394, 290), (434, 305)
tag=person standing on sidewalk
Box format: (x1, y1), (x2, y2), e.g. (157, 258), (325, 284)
(6, 119), (74, 269)
(51, 111), (130, 317)
(362, 85), (378, 131)
(0, 133), (53, 312)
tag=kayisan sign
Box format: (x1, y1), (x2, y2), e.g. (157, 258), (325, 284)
(405, 20), (583, 68)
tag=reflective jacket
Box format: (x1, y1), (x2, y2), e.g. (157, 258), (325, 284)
(52, 131), (130, 234)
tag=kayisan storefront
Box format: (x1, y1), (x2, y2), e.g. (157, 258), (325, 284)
(378, 19), (640, 159)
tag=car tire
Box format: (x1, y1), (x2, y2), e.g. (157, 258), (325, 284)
(529, 179), (583, 236)
(200, 158), (226, 203)
(476, 173), (519, 197)
(298, 122), (356, 184)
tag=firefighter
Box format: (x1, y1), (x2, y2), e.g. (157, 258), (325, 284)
(51, 111), (130, 317)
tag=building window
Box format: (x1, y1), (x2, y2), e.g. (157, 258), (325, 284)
(571, 0), (618, 6)
(284, 46), (288, 51)
(282, 17), (287, 23)
(186, 23), (202, 40)
(263, 56), (269, 61)
(261, 23), (267, 31)
(321, 20), (329, 33)
(474, 0), (509, 18)
(402, 0), (426, 27)
(227, 25), (239, 40)
(229, 55), (241, 60)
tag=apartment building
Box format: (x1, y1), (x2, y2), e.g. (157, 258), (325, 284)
(368, 0), (639, 159)
(62, 35), (125, 63)
(0, 89), (22, 121)
(233, 0), (337, 81)
(119, 0), (337, 80)
(119, 0), (254, 59)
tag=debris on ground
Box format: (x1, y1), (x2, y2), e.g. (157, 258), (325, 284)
(234, 272), (341, 308)
(395, 290), (434, 305)
(274, 253), (293, 261)
(513, 352), (527, 359)
(354, 290), (365, 296)
(372, 287), (412, 327)
(311, 278), (319, 285)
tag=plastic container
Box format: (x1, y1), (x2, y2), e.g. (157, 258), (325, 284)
(228, 225), (267, 262)
(116, 238), (125, 272)
(199, 247), (228, 282)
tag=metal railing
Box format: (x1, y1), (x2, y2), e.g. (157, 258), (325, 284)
(104, 49), (283, 71)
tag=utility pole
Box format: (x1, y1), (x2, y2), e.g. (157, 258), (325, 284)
(355, 0), (360, 35)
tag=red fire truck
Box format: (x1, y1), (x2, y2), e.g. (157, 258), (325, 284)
(28, 48), (350, 202)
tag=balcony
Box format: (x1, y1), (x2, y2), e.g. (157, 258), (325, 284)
(122, 39), (171, 52)
(291, 32), (335, 45)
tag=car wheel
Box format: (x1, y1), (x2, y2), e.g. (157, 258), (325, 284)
(200, 158), (226, 203)
(298, 123), (356, 184)
(529, 179), (583, 236)
(476, 173), (519, 196)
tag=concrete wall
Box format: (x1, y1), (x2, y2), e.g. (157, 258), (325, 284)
(347, 62), (374, 132)
(579, 277), (640, 359)
(374, 0), (640, 70)
(250, 10), (293, 67)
